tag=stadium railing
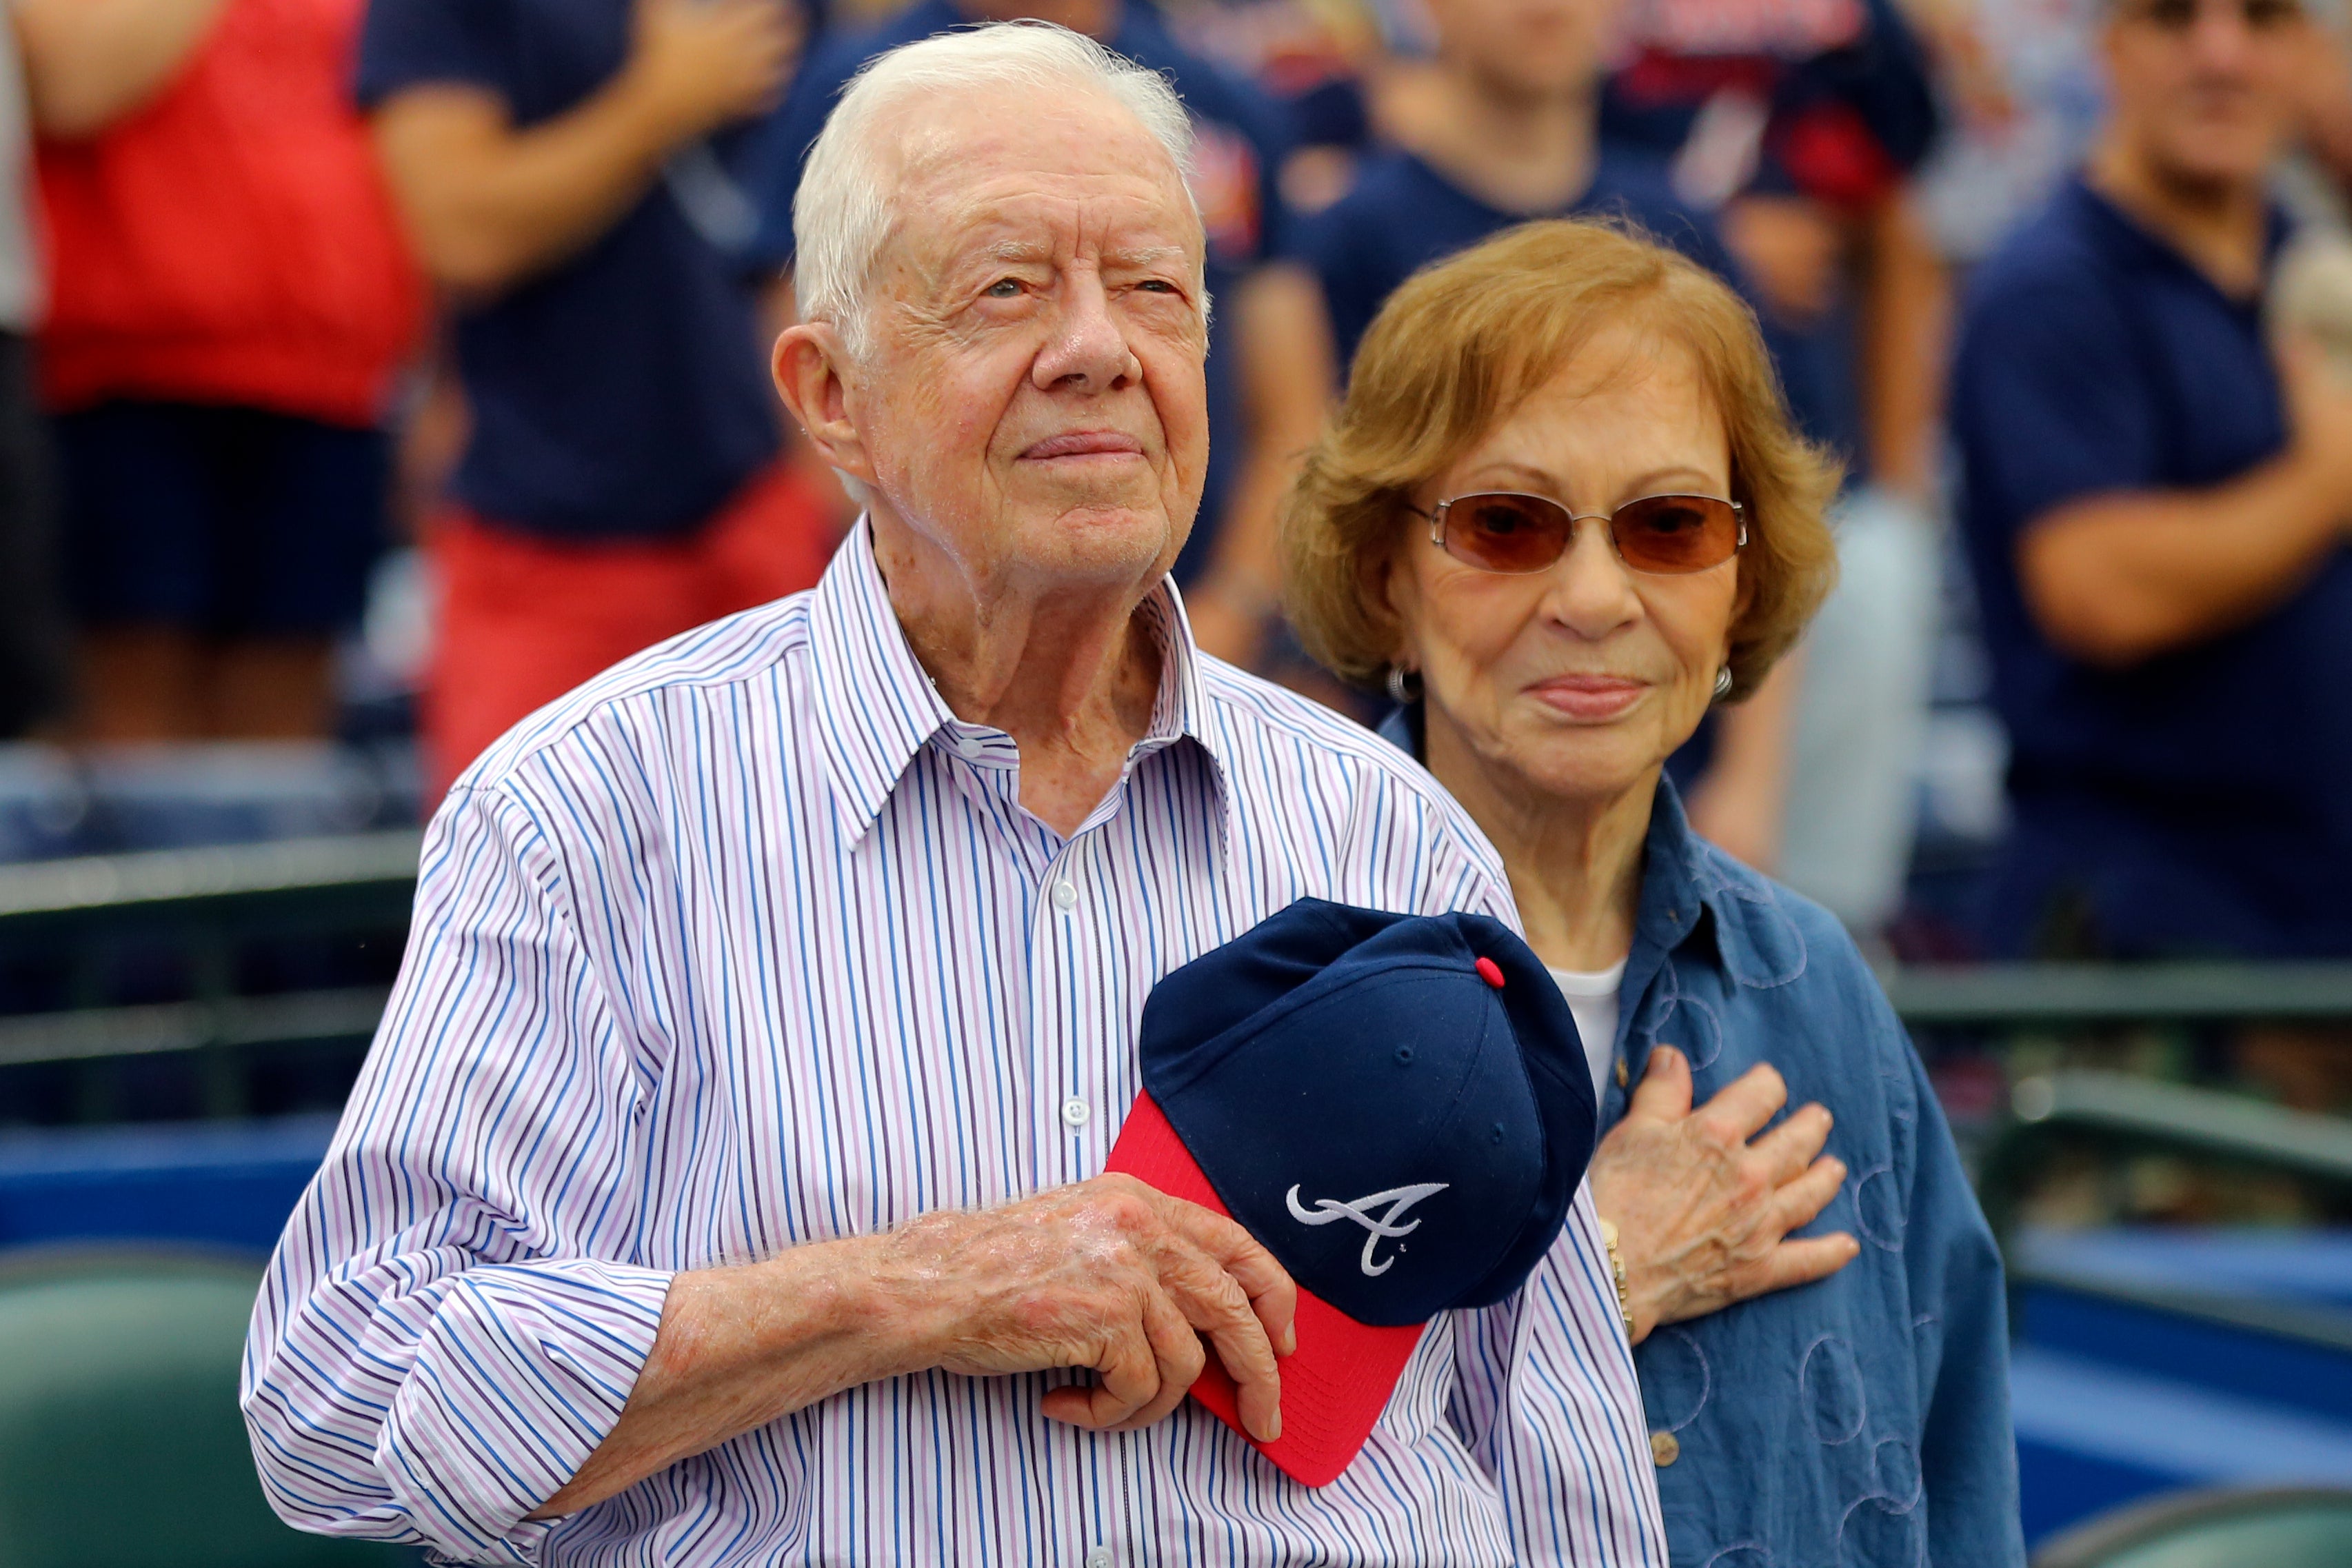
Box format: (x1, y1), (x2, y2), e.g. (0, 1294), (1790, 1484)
(3, 834), (2352, 1119)
(0, 833), (419, 1118)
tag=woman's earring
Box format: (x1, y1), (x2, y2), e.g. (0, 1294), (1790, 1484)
(1386, 664), (1423, 706)
(1713, 666), (1735, 701)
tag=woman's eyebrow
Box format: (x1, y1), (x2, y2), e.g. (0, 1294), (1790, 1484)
(1620, 465), (1724, 494)
(1463, 461), (1725, 497)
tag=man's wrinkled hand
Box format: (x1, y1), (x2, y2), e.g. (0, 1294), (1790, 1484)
(872, 1174), (1298, 1442)
(1590, 1047), (1858, 1341)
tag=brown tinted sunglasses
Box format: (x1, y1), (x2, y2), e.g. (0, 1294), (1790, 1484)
(1407, 491), (1747, 576)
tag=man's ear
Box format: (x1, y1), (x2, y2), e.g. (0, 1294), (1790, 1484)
(774, 321), (878, 492)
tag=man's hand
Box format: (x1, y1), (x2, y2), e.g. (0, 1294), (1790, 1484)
(372, 0), (798, 296)
(1590, 1047), (1858, 1342)
(1720, 195), (1847, 327)
(535, 1175), (1297, 1519)
(874, 1174), (1298, 1442)
(618, 0), (801, 147)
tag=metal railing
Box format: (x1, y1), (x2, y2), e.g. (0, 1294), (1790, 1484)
(0, 834), (421, 1117)
(1978, 1068), (2352, 1359)
(3, 834), (2352, 1111)
(1881, 963), (2352, 1027)
(0, 831), (422, 941)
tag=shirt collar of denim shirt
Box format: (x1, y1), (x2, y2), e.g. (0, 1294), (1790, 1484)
(1375, 701), (1805, 1004)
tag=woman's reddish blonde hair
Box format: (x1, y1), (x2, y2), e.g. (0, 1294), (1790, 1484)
(1278, 217), (1841, 698)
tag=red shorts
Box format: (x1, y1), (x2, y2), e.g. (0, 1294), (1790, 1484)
(424, 460), (839, 793)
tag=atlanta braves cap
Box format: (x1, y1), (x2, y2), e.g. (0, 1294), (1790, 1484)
(1104, 897), (1599, 1487)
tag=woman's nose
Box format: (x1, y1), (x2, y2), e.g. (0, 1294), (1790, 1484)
(1540, 518), (1644, 636)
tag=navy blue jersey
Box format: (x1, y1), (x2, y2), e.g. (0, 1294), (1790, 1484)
(1291, 145), (1853, 462)
(359, 0), (781, 539)
(1951, 177), (2352, 956)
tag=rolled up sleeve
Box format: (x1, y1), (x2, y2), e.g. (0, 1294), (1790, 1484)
(241, 783), (672, 1563)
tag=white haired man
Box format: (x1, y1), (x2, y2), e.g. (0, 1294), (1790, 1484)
(241, 24), (1665, 1566)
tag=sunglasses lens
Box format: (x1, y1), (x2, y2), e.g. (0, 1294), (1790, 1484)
(1611, 494), (1741, 574)
(1443, 494), (1574, 573)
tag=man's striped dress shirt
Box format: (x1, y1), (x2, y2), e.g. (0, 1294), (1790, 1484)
(241, 524), (1667, 1567)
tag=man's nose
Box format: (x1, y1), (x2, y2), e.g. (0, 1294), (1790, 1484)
(1540, 518), (1645, 638)
(2187, 0), (2259, 67)
(1032, 272), (1140, 392)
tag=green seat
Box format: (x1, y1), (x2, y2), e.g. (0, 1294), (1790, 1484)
(0, 1249), (410, 1568)
(2034, 1486), (2352, 1568)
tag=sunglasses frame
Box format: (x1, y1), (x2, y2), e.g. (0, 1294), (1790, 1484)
(1408, 490), (1749, 576)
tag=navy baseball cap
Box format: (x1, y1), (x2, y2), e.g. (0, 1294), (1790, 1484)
(1104, 898), (1599, 1486)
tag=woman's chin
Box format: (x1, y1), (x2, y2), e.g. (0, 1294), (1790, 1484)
(1502, 730), (1664, 807)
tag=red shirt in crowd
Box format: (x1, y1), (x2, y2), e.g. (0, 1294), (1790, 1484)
(35, 0), (423, 425)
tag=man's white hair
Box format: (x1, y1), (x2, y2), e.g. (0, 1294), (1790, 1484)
(793, 21), (1203, 359)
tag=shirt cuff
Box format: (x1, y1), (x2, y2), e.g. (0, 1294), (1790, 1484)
(379, 1258), (675, 1563)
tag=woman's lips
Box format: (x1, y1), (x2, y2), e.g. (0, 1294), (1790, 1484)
(1021, 430), (1147, 461)
(1528, 674), (1647, 719)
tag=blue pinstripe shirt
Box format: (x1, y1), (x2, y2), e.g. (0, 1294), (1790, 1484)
(241, 525), (1667, 1566)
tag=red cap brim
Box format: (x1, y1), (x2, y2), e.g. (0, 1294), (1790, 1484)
(1105, 1092), (1427, 1488)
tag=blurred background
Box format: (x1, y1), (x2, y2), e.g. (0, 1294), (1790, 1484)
(0, 0), (2349, 1560)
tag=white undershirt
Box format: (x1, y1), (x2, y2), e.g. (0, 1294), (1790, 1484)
(1547, 960), (1629, 1103)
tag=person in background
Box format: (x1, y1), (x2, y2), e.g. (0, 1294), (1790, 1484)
(1291, 0), (1813, 874)
(19, 0), (423, 740)
(0, 8), (66, 739)
(1951, 0), (2352, 965)
(745, 0), (1334, 671)
(361, 0), (830, 793)
(1600, 0), (1953, 939)
(1283, 217), (2022, 1568)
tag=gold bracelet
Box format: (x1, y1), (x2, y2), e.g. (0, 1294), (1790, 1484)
(1597, 1216), (1634, 1340)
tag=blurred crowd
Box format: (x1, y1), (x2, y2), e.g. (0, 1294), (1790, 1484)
(0, 0), (2346, 968)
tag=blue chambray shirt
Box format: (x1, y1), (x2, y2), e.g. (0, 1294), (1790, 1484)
(1381, 708), (2024, 1567)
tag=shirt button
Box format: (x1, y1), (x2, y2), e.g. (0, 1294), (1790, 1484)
(1651, 1430), (1680, 1467)
(1061, 1097), (1092, 1129)
(1085, 1549), (1113, 1568)
(1052, 879), (1078, 912)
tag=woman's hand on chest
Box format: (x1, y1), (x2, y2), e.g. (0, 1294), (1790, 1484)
(1591, 1045), (1862, 1342)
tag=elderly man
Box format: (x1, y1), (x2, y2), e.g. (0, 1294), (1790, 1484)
(242, 25), (1664, 1565)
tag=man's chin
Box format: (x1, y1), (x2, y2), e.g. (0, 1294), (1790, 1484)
(1016, 503), (1188, 583)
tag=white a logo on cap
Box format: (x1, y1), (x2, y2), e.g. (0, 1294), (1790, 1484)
(1285, 1183), (1451, 1277)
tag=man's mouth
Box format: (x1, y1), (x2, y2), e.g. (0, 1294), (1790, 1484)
(1020, 430), (1147, 460)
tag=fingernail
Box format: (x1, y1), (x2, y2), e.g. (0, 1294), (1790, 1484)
(1281, 1325), (1298, 1357)
(1265, 1408), (1283, 1443)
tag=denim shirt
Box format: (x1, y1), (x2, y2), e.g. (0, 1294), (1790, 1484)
(1379, 709), (2023, 1567)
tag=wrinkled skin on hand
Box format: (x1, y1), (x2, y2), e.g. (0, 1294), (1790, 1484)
(1589, 1046), (1860, 1342)
(871, 1174), (1299, 1440)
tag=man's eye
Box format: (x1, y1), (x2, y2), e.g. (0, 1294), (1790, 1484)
(985, 279), (1023, 299)
(1136, 279), (1180, 295)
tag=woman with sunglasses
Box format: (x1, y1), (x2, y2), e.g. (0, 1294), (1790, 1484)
(1281, 219), (2023, 1567)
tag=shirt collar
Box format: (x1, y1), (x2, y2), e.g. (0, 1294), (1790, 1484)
(1629, 774), (1809, 993)
(2066, 172), (2292, 299)
(807, 518), (1236, 848)
(1375, 701), (1793, 987)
